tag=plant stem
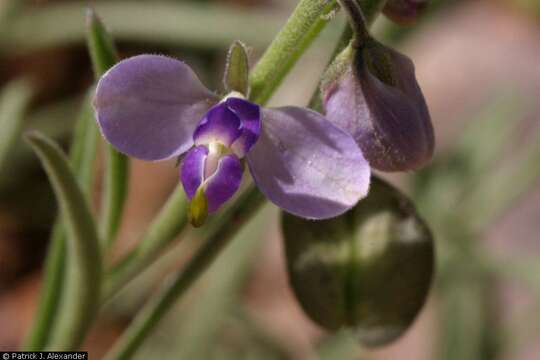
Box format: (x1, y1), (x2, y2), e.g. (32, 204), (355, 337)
(101, 147), (128, 248)
(102, 186), (188, 302)
(104, 187), (265, 360)
(249, 0), (337, 104)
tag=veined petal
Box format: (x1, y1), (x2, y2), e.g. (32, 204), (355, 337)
(324, 44), (434, 172)
(247, 107), (370, 219)
(180, 145), (208, 199)
(94, 54), (218, 161)
(358, 46), (434, 171)
(204, 154), (244, 212)
(193, 102), (242, 147)
(226, 98), (261, 157)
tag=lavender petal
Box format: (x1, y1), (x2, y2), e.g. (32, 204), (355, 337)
(193, 102), (242, 147)
(204, 154), (244, 212)
(180, 145), (208, 199)
(94, 54), (218, 161)
(226, 98), (262, 157)
(247, 107), (370, 219)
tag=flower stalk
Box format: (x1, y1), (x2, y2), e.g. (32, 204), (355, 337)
(105, 187), (265, 360)
(249, 0), (337, 104)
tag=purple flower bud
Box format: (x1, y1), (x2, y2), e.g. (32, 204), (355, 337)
(323, 40), (434, 172)
(383, 0), (429, 25)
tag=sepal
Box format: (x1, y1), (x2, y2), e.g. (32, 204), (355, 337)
(223, 41), (250, 96)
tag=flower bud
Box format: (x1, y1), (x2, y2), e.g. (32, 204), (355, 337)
(383, 0), (429, 26)
(282, 176), (434, 347)
(323, 39), (434, 172)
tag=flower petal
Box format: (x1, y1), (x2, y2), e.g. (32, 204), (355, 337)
(204, 154), (244, 212)
(247, 107), (370, 219)
(180, 145), (208, 199)
(226, 98), (262, 157)
(94, 54), (218, 161)
(193, 102), (242, 147)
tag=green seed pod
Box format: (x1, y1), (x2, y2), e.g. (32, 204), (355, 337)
(281, 176), (434, 347)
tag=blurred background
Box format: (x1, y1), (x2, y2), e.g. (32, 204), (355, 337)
(0, 0), (539, 359)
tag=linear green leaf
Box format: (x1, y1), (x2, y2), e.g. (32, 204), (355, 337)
(86, 9), (129, 250)
(25, 132), (102, 351)
(86, 8), (118, 77)
(23, 90), (99, 351)
(0, 79), (34, 172)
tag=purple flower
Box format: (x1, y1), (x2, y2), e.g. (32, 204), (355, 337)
(383, 0), (429, 25)
(322, 39), (434, 172)
(93, 54), (371, 224)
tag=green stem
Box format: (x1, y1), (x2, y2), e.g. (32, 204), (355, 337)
(360, 0), (389, 21)
(104, 187), (265, 360)
(101, 147), (129, 248)
(249, 0), (337, 104)
(337, 0), (371, 47)
(102, 186), (188, 302)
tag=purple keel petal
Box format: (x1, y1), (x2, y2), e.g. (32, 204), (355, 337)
(205, 155), (244, 212)
(226, 98), (262, 157)
(180, 145), (208, 199)
(193, 102), (242, 147)
(247, 107), (370, 219)
(94, 54), (218, 161)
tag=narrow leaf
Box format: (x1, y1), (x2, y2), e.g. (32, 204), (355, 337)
(86, 8), (118, 77)
(23, 90), (99, 351)
(25, 132), (102, 350)
(0, 79), (34, 172)
(23, 225), (66, 351)
(85, 9), (129, 250)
